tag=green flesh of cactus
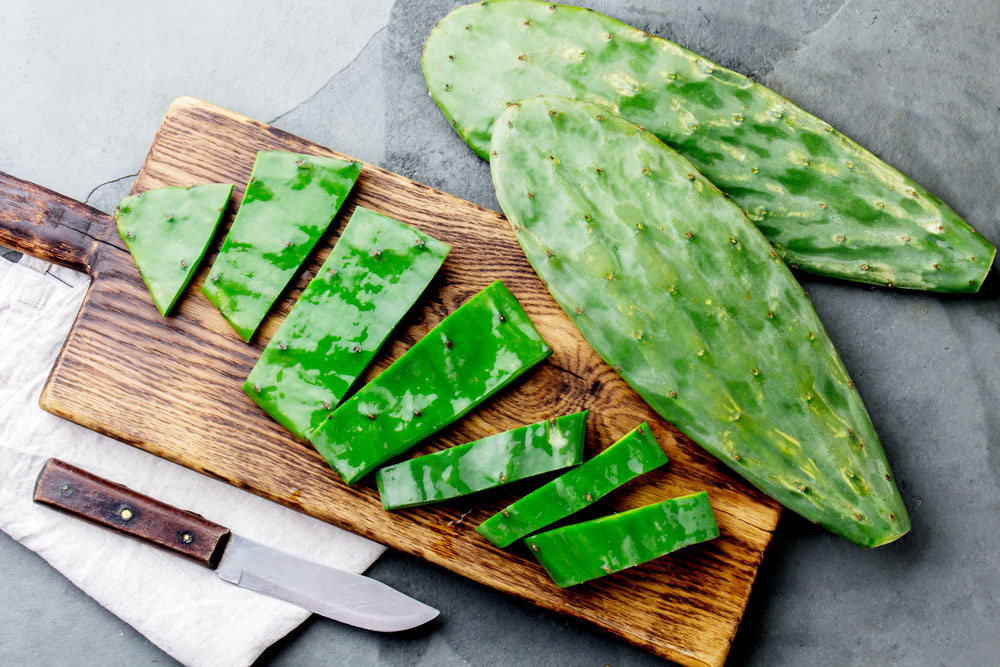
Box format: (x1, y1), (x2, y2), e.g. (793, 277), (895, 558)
(491, 95), (910, 548)
(115, 183), (233, 316)
(376, 411), (587, 510)
(309, 280), (552, 485)
(478, 421), (667, 548)
(423, 0), (996, 292)
(203, 151), (362, 341)
(244, 206), (450, 441)
(525, 491), (719, 588)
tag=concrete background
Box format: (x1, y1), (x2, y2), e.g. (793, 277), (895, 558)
(2, 0), (998, 664)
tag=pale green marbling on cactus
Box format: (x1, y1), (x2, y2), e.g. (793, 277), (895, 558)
(423, 0), (995, 292)
(491, 95), (909, 548)
(115, 183), (233, 316)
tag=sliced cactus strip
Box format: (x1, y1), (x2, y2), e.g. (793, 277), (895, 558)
(202, 151), (362, 341)
(526, 491), (719, 588)
(309, 280), (552, 485)
(491, 95), (910, 548)
(376, 411), (587, 510)
(114, 183), (233, 316)
(423, 0), (996, 292)
(478, 422), (667, 548)
(244, 206), (450, 440)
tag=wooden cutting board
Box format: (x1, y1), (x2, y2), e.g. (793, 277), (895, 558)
(0, 97), (780, 667)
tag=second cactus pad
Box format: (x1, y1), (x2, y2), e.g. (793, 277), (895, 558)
(203, 151), (362, 341)
(376, 411), (587, 510)
(309, 280), (552, 485)
(423, 0), (995, 292)
(491, 95), (909, 548)
(115, 183), (233, 316)
(244, 206), (450, 440)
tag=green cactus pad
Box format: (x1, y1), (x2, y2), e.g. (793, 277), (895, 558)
(423, 0), (995, 292)
(115, 183), (233, 316)
(376, 411), (587, 510)
(525, 491), (719, 588)
(491, 95), (909, 548)
(244, 206), (450, 441)
(477, 422), (667, 548)
(309, 280), (552, 485)
(202, 151), (362, 341)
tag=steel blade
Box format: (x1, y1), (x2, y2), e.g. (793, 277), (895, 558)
(216, 534), (438, 632)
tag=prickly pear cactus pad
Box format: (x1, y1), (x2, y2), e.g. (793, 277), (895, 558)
(526, 491), (719, 588)
(423, 0), (996, 292)
(114, 183), (233, 316)
(491, 95), (910, 548)
(478, 422), (667, 548)
(309, 280), (552, 485)
(244, 206), (450, 441)
(376, 411), (587, 510)
(202, 151), (362, 341)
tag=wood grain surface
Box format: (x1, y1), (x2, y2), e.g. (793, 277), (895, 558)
(22, 97), (780, 667)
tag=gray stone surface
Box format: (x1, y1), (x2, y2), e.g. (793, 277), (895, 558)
(2, 0), (998, 665)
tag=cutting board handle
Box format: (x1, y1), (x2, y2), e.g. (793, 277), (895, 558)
(0, 171), (116, 276)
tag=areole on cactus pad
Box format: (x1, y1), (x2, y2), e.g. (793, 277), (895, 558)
(423, 0), (996, 292)
(490, 95), (909, 547)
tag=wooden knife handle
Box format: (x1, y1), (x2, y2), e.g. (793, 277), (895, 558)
(33, 458), (231, 569)
(0, 171), (118, 276)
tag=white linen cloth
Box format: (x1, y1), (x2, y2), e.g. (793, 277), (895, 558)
(0, 256), (386, 666)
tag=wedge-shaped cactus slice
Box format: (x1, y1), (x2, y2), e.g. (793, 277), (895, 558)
(478, 421), (666, 548)
(114, 183), (233, 316)
(244, 206), (450, 440)
(309, 280), (552, 485)
(202, 151), (363, 341)
(423, 0), (996, 292)
(526, 491), (718, 588)
(377, 411), (587, 510)
(491, 96), (910, 548)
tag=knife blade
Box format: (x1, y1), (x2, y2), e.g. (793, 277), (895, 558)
(32, 458), (438, 632)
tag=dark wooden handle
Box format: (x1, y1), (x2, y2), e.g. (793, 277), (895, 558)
(0, 171), (118, 275)
(33, 458), (231, 569)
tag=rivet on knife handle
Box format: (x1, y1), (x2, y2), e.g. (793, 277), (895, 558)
(32, 458), (231, 568)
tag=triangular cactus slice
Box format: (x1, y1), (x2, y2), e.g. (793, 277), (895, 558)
(491, 95), (910, 548)
(244, 206), (450, 440)
(114, 183), (233, 316)
(423, 0), (996, 292)
(202, 151), (363, 341)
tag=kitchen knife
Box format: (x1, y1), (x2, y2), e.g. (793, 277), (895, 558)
(32, 458), (438, 632)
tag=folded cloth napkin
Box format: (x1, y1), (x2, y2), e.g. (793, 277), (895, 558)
(0, 256), (386, 667)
